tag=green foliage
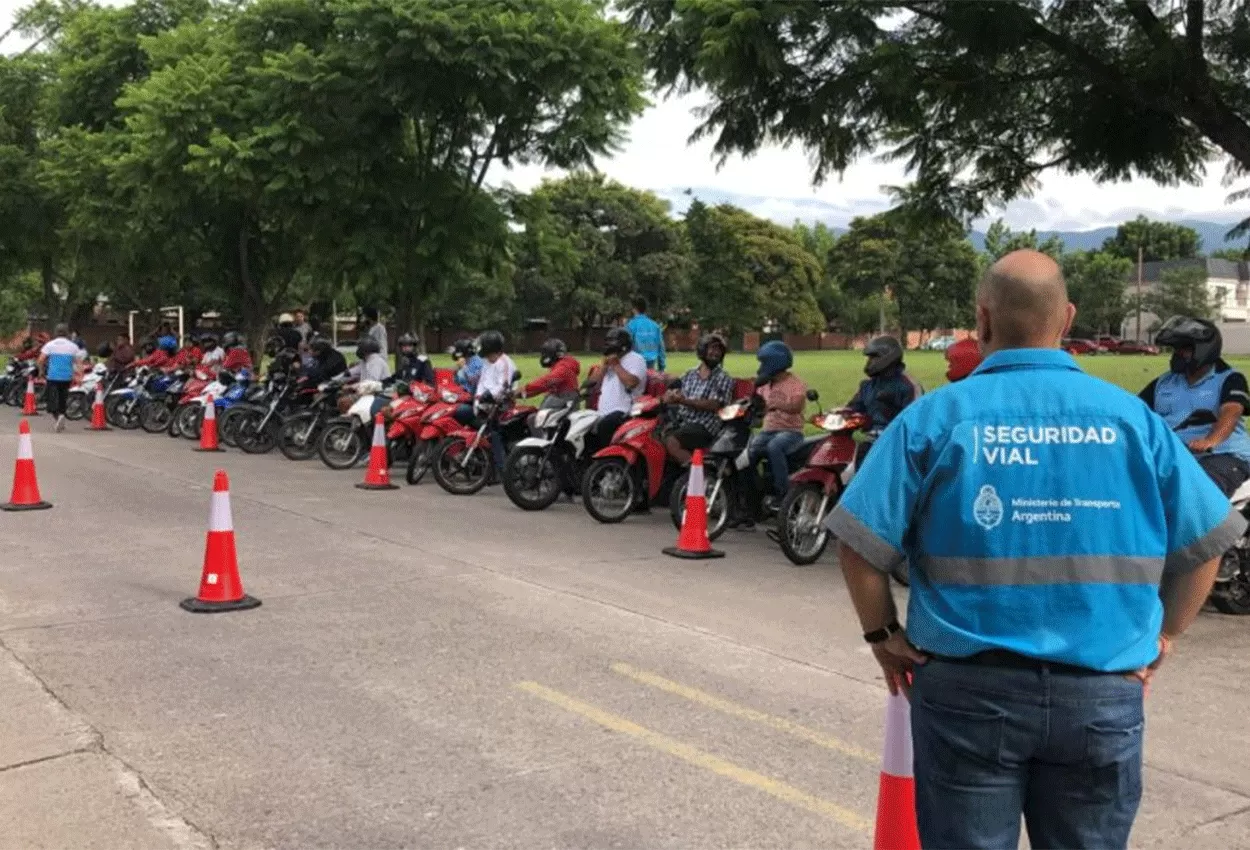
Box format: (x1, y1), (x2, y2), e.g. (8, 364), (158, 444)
(1102, 216), (1202, 262)
(981, 219), (1064, 261)
(1062, 250), (1132, 334)
(1144, 266), (1217, 323)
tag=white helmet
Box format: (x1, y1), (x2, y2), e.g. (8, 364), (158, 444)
(278, 312), (294, 324)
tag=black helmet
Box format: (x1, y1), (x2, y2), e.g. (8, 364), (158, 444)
(397, 332), (419, 351)
(539, 337), (567, 367)
(604, 327), (632, 356)
(355, 337), (380, 360)
(1155, 316), (1222, 374)
(200, 333), (218, 349)
(863, 335), (904, 377)
(309, 335), (332, 356)
(96, 341), (113, 358)
(451, 338), (477, 360)
(696, 332), (728, 368)
(478, 330), (505, 357)
(221, 331), (242, 350)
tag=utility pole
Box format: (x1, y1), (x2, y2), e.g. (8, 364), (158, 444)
(1135, 245), (1143, 342)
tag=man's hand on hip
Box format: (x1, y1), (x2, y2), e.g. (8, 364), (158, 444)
(1124, 634), (1171, 696)
(873, 630), (929, 698)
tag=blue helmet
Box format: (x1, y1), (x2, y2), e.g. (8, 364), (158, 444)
(755, 340), (793, 383)
(157, 334), (178, 355)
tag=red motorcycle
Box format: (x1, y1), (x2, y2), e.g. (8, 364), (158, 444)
(432, 389), (538, 495)
(385, 381), (436, 458)
(774, 403), (877, 566)
(580, 395), (684, 523)
(405, 384), (473, 485)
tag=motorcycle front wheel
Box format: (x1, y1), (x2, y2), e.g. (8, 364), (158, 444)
(317, 421), (364, 470)
(279, 413), (320, 461)
(217, 406), (252, 448)
(64, 392), (89, 421)
(668, 469), (731, 542)
(1210, 551), (1250, 614)
(777, 482), (831, 566)
(236, 411), (278, 455)
(140, 400), (173, 433)
(106, 395), (142, 430)
(581, 458), (636, 524)
(433, 436), (491, 495)
(405, 439), (434, 485)
(503, 446), (562, 511)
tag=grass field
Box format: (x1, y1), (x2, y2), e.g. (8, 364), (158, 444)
(424, 349), (1244, 409)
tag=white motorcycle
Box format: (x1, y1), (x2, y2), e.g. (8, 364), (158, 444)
(1213, 478), (1250, 614)
(316, 379), (393, 469)
(65, 363), (109, 420)
(502, 391), (600, 511)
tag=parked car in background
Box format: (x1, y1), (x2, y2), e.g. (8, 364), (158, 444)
(923, 335), (957, 351)
(1062, 338), (1101, 355)
(1115, 340), (1160, 355)
(1094, 334), (1122, 352)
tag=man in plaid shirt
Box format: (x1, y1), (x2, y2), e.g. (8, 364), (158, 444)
(664, 332), (736, 465)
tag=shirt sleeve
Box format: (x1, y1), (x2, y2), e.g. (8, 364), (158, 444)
(847, 381), (867, 414)
(1138, 378), (1158, 409)
(713, 371), (735, 404)
(1151, 416), (1248, 575)
(823, 414), (927, 572)
(1220, 371), (1250, 413)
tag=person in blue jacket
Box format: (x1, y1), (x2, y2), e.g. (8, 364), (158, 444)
(1140, 316), (1250, 497)
(847, 335), (923, 435)
(624, 298), (666, 372)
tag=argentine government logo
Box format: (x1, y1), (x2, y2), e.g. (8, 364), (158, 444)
(973, 485), (1004, 530)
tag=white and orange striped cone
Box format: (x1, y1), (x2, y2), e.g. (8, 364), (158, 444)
(873, 691), (921, 850)
(663, 449), (724, 559)
(21, 377), (38, 416)
(194, 396), (224, 452)
(85, 384), (111, 431)
(181, 470), (261, 613)
(3, 419), (52, 511)
(356, 413), (398, 490)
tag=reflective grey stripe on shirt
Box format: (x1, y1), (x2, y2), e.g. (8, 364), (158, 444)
(921, 554), (1164, 586)
(824, 504), (904, 572)
(1164, 508), (1247, 576)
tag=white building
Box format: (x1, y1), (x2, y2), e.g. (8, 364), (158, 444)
(1121, 259), (1250, 352)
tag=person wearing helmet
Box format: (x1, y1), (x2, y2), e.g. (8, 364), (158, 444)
(587, 327), (649, 451)
(348, 336), (391, 384)
(198, 333), (224, 370)
(395, 332), (436, 385)
(451, 338), (484, 394)
(746, 341), (809, 512)
(297, 335), (348, 388)
(172, 335), (202, 371)
(132, 335), (178, 371)
(14, 336), (39, 362)
(464, 330), (516, 477)
(664, 331), (736, 465)
(275, 313), (302, 351)
(944, 338), (983, 383)
(220, 331), (253, 372)
(1142, 316), (1250, 495)
(847, 335), (922, 435)
(521, 338), (580, 402)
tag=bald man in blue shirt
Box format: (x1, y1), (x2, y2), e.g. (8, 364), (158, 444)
(828, 250), (1242, 850)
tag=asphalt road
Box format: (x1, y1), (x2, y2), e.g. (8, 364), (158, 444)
(0, 408), (1247, 849)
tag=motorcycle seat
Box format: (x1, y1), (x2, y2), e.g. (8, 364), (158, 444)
(783, 434), (826, 469)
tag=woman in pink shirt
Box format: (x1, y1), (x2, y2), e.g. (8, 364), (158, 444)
(750, 341), (808, 510)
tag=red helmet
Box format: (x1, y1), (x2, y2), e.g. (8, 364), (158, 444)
(945, 339), (983, 382)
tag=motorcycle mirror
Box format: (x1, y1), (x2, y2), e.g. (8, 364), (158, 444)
(512, 370), (523, 382)
(806, 389), (819, 401)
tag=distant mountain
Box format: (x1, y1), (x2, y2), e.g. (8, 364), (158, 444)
(965, 220), (1247, 254)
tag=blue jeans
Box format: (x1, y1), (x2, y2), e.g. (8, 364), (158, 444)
(748, 430), (805, 496)
(911, 658), (1144, 850)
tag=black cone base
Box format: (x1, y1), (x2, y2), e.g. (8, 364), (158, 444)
(662, 546), (725, 560)
(194, 446), (226, 453)
(84, 425), (112, 431)
(2, 500), (52, 512)
(180, 595), (262, 613)
(356, 481), (399, 490)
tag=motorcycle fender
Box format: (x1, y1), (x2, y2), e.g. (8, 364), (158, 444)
(592, 444), (641, 465)
(788, 467), (842, 496)
(639, 441), (668, 499)
(514, 436), (554, 450)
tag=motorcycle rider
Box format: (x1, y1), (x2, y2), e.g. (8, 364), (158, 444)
(172, 335), (202, 371)
(220, 331), (253, 373)
(452, 338), (484, 394)
(105, 334), (135, 374)
(337, 336), (392, 415)
(1140, 316), (1250, 496)
(664, 332), (736, 465)
(944, 338), (983, 382)
(468, 330), (517, 478)
(298, 336), (348, 388)
(588, 327), (648, 452)
(132, 336), (178, 371)
(743, 341), (808, 517)
(520, 338), (581, 404)
(198, 333), (224, 370)
(14, 337), (40, 362)
(847, 335), (922, 435)
(395, 332), (437, 385)
(275, 313), (303, 351)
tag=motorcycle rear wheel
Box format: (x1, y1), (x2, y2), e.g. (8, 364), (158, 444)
(218, 406), (251, 448)
(317, 421), (364, 470)
(433, 436), (491, 495)
(106, 395), (142, 430)
(278, 413), (320, 461)
(503, 446), (562, 511)
(140, 401), (173, 433)
(777, 482), (831, 566)
(1211, 552), (1250, 614)
(236, 411), (277, 455)
(4, 382), (21, 406)
(668, 469), (731, 542)
(64, 393), (89, 421)
(582, 458), (636, 524)
(405, 439), (434, 485)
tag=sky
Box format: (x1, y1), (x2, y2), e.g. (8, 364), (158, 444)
(4, 0), (1246, 234)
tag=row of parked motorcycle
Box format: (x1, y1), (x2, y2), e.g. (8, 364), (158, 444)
(0, 350), (880, 572)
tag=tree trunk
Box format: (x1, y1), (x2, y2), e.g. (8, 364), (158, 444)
(41, 255), (58, 325)
(235, 222), (268, 366)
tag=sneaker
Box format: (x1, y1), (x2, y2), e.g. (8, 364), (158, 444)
(55, 415), (65, 433)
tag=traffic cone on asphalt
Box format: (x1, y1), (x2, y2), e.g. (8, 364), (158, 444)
(180, 470), (261, 613)
(662, 449), (724, 560)
(85, 384), (110, 431)
(873, 691), (921, 850)
(21, 378), (38, 416)
(194, 396), (224, 452)
(2, 419), (52, 512)
(356, 413), (398, 490)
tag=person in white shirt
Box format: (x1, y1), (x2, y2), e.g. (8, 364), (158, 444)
(591, 327), (648, 451)
(469, 330), (516, 476)
(338, 337), (392, 415)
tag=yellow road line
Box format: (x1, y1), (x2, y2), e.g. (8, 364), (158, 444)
(515, 681), (871, 833)
(610, 662), (877, 764)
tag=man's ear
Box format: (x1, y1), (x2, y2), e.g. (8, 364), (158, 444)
(976, 304), (991, 351)
(1061, 302), (1076, 340)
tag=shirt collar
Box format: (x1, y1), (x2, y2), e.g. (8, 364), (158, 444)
(972, 348), (1082, 376)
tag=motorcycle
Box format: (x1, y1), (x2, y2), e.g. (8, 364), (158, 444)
(405, 385), (473, 485)
(581, 393), (684, 524)
(502, 388), (600, 511)
(171, 370), (251, 441)
(235, 372), (316, 454)
(66, 363), (110, 420)
(433, 379), (538, 496)
(105, 366), (172, 429)
(4, 360), (43, 408)
(277, 375), (351, 461)
(137, 370), (190, 432)
(317, 379), (396, 470)
(385, 381), (437, 459)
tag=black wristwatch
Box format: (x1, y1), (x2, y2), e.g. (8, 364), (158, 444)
(864, 620), (901, 644)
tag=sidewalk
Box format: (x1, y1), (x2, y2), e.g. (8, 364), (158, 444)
(0, 644), (211, 850)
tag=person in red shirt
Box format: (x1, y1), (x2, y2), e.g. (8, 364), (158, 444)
(172, 337), (202, 371)
(13, 337), (40, 362)
(220, 331), (253, 373)
(519, 338), (581, 403)
(944, 338), (983, 382)
(132, 337), (178, 371)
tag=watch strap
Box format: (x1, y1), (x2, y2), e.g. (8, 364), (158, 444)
(864, 620), (901, 644)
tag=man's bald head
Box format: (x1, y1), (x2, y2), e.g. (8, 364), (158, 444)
(976, 250), (1075, 352)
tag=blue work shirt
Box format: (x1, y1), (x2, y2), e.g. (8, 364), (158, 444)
(1140, 362), (1250, 463)
(625, 314), (666, 371)
(826, 348), (1245, 672)
(455, 355), (484, 394)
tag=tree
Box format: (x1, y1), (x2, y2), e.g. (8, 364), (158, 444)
(981, 219), (1063, 261)
(510, 173), (690, 347)
(1209, 247), (1248, 261)
(1102, 216), (1202, 261)
(684, 201), (825, 335)
(1062, 250), (1132, 334)
(625, 1), (1250, 220)
(1143, 266), (1217, 323)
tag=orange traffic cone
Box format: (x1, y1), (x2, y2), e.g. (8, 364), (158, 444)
(3, 419), (52, 512)
(194, 395), (224, 452)
(181, 470), (261, 613)
(85, 384), (110, 431)
(21, 378), (38, 416)
(873, 692), (921, 850)
(356, 413), (398, 490)
(663, 449), (724, 559)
